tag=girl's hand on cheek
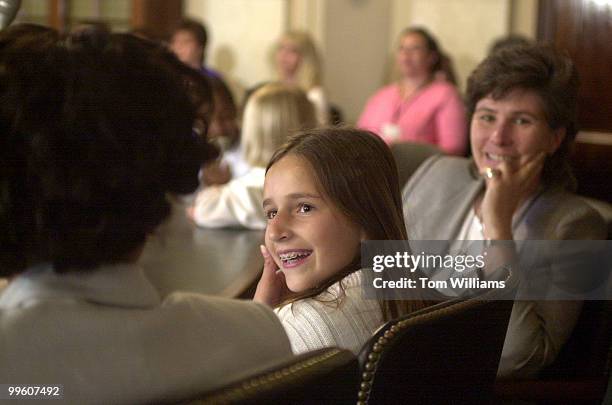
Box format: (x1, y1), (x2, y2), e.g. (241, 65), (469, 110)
(253, 245), (292, 307)
(481, 152), (546, 240)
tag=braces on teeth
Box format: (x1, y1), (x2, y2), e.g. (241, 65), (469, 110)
(280, 252), (309, 261)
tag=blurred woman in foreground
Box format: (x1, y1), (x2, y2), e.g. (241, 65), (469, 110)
(0, 26), (291, 403)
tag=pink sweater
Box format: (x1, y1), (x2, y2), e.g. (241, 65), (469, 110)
(358, 81), (467, 155)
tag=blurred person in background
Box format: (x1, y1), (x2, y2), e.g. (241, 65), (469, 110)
(358, 27), (467, 155)
(170, 18), (222, 79)
(275, 31), (329, 125)
(200, 74), (250, 186)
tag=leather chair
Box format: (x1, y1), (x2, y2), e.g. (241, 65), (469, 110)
(389, 141), (441, 190)
(583, 196), (612, 239)
(357, 276), (517, 405)
(494, 300), (612, 404)
(188, 347), (359, 404)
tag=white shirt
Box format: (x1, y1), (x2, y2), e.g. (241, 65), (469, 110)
(456, 207), (485, 241)
(191, 167), (266, 229)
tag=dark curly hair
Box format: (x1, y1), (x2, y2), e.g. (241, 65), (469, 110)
(0, 25), (217, 276)
(466, 44), (579, 189)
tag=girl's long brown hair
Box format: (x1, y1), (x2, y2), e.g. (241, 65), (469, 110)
(266, 127), (431, 320)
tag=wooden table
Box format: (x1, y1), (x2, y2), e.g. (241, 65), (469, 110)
(139, 199), (264, 298)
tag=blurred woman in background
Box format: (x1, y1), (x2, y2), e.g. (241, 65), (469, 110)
(199, 75), (249, 185)
(358, 27), (466, 155)
(275, 31), (329, 125)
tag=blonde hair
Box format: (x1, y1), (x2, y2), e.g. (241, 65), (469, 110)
(275, 31), (322, 90)
(241, 83), (317, 167)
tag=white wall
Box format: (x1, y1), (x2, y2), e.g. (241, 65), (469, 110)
(390, 0), (511, 92)
(323, 0), (392, 123)
(185, 0), (287, 103)
(510, 0), (538, 38)
(288, 0), (326, 50)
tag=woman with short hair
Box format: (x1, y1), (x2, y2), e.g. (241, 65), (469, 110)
(402, 44), (606, 378)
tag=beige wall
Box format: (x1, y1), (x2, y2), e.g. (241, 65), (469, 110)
(510, 0), (538, 38)
(184, 0), (537, 122)
(322, 0), (392, 123)
(287, 0), (326, 49)
(185, 0), (287, 103)
(389, 0), (511, 92)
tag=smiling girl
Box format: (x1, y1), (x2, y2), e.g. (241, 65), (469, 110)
(254, 128), (430, 354)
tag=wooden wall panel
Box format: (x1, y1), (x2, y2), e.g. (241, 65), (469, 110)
(131, 0), (182, 41)
(538, 0), (612, 132)
(571, 134), (612, 203)
(539, 0), (612, 202)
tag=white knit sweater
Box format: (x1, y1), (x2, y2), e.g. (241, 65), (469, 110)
(274, 269), (383, 355)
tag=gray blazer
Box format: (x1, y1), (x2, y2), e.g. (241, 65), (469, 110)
(402, 155), (607, 378)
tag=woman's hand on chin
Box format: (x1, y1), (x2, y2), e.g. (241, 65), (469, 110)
(253, 245), (292, 307)
(480, 152), (546, 240)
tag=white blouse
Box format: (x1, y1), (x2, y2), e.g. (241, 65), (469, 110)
(191, 167), (266, 229)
